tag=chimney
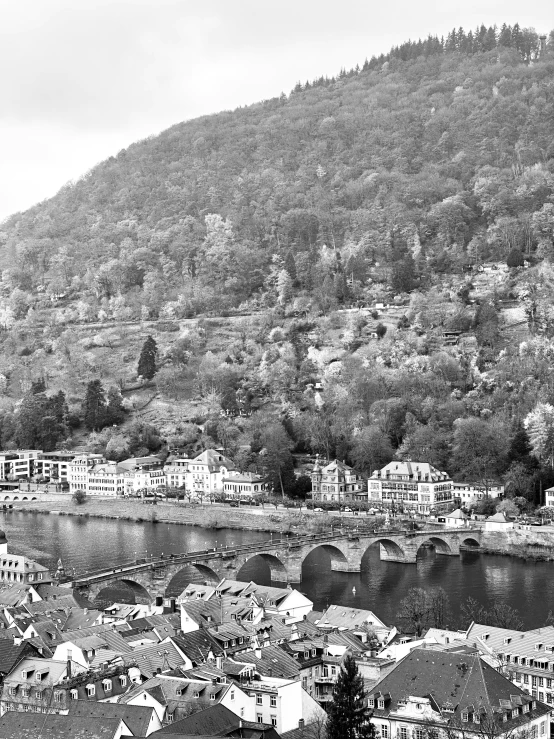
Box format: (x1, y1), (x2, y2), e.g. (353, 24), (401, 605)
(170, 598), (176, 613)
(155, 596), (163, 607)
(255, 648), (262, 659)
(216, 656), (223, 670)
(299, 719), (305, 729)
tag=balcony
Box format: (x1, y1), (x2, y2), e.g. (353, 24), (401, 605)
(314, 675), (336, 684)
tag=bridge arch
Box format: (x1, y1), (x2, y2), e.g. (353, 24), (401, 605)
(237, 553), (288, 582)
(370, 537), (406, 561)
(462, 537), (480, 549)
(417, 536), (452, 556)
(301, 544), (350, 573)
(165, 563), (221, 598)
(92, 578), (152, 607)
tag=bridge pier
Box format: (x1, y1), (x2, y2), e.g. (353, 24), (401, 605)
(379, 544), (417, 564)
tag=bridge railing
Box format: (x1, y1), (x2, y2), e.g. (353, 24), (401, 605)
(71, 527), (479, 585)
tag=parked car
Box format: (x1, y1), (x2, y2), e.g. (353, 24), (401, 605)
(313, 507), (323, 512)
(343, 507), (352, 512)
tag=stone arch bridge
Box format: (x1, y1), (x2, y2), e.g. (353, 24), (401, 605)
(67, 527), (482, 604)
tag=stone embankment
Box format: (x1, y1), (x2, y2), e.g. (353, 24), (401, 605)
(480, 527), (554, 561)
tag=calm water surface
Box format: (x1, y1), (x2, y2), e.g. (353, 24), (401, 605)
(2, 511), (552, 628)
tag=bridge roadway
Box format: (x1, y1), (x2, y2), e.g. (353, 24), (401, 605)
(65, 526), (482, 604)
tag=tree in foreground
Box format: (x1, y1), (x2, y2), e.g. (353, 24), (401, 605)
(138, 335), (158, 380)
(327, 653), (376, 739)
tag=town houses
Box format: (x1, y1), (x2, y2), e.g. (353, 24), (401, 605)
(0, 520), (550, 739)
(368, 461), (454, 514)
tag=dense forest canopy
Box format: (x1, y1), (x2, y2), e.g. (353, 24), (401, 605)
(1, 24), (554, 509)
(1, 23), (553, 316)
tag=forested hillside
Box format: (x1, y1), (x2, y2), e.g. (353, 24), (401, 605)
(0, 25), (554, 508)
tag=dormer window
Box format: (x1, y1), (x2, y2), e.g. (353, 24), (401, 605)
(70, 689), (78, 700)
(194, 691), (200, 698)
(461, 712), (468, 723)
(536, 644), (543, 651)
(378, 699), (385, 709)
(368, 698), (375, 708)
(103, 679), (112, 692)
(304, 651), (309, 659)
(475, 714), (481, 724)
(119, 676), (127, 687)
(86, 684), (95, 697)
(523, 704), (530, 713)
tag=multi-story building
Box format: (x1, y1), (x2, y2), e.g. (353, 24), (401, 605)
(368, 462), (453, 514)
(0, 451), (41, 480)
(467, 623), (554, 708)
(34, 452), (78, 484)
(119, 456), (165, 496)
(222, 472), (268, 500)
(310, 458), (366, 505)
(0, 529), (51, 585)
(68, 454), (106, 493)
(454, 482), (504, 508)
(165, 450), (235, 497)
(369, 646), (550, 739)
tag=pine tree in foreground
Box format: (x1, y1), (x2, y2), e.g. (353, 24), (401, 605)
(327, 653), (376, 739)
(137, 335), (158, 380)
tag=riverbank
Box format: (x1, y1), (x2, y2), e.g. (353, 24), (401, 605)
(480, 528), (554, 561)
(4, 498), (367, 535)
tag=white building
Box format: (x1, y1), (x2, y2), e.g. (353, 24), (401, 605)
(223, 472), (268, 500)
(165, 449), (235, 497)
(484, 511), (514, 531)
(68, 454), (106, 493)
(454, 482), (504, 507)
(369, 462), (453, 513)
(0, 450), (41, 480)
(119, 456), (165, 496)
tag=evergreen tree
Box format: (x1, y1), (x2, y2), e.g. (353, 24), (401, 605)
(327, 654), (376, 739)
(509, 421), (534, 466)
(83, 380), (107, 431)
(106, 386), (125, 425)
(138, 336), (158, 380)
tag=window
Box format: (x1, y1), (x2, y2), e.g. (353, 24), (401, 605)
(167, 712), (174, 723)
(210, 694), (216, 701)
(54, 691), (63, 703)
(103, 679), (112, 692)
(270, 695), (277, 707)
(193, 691), (200, 699)
(256, 694), (263, 705)
(381, 726), (389, 739)
(461, 712), (468, 723)
(70, 690), (78, 700)
(378, 699), (385, 709)
(415, 729), (425, 739)
(541, 722), (546, 736)
(231, 691), (235, 701)
(539, 677), (545, 687)
(257, 714), (263, 724)
(9, 687), (17, 697)
(400, 728), (408, 739)
(119, 676), (127, 687)
(368, 698), (375, 708)
(86, 685), (95, 697)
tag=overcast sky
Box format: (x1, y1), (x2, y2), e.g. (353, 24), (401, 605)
(0, 0), (552, 222)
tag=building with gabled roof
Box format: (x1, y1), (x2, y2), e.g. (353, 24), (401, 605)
(0, 713), (127, 739)
(315, 605), (390, 643)
(0, 657), (87, 715)
(152, 703), (280, 739)
(119, 673), (253, 725)
(311, 458), (366, 504)
(165, 449), (236, 497)
(67, 699), (162, 736)
(369, 461), (453, 513)
(466, 623), (554, 706)
(368, 646), (550, 739)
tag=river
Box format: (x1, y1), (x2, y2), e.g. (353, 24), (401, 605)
(2, 511), (552, 629)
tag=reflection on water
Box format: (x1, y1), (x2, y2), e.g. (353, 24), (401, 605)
(2, 512), (553, 628)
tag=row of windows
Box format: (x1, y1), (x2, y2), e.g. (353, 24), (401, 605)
(256, 714), (277, 726)
(255, 694), (278, 706)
